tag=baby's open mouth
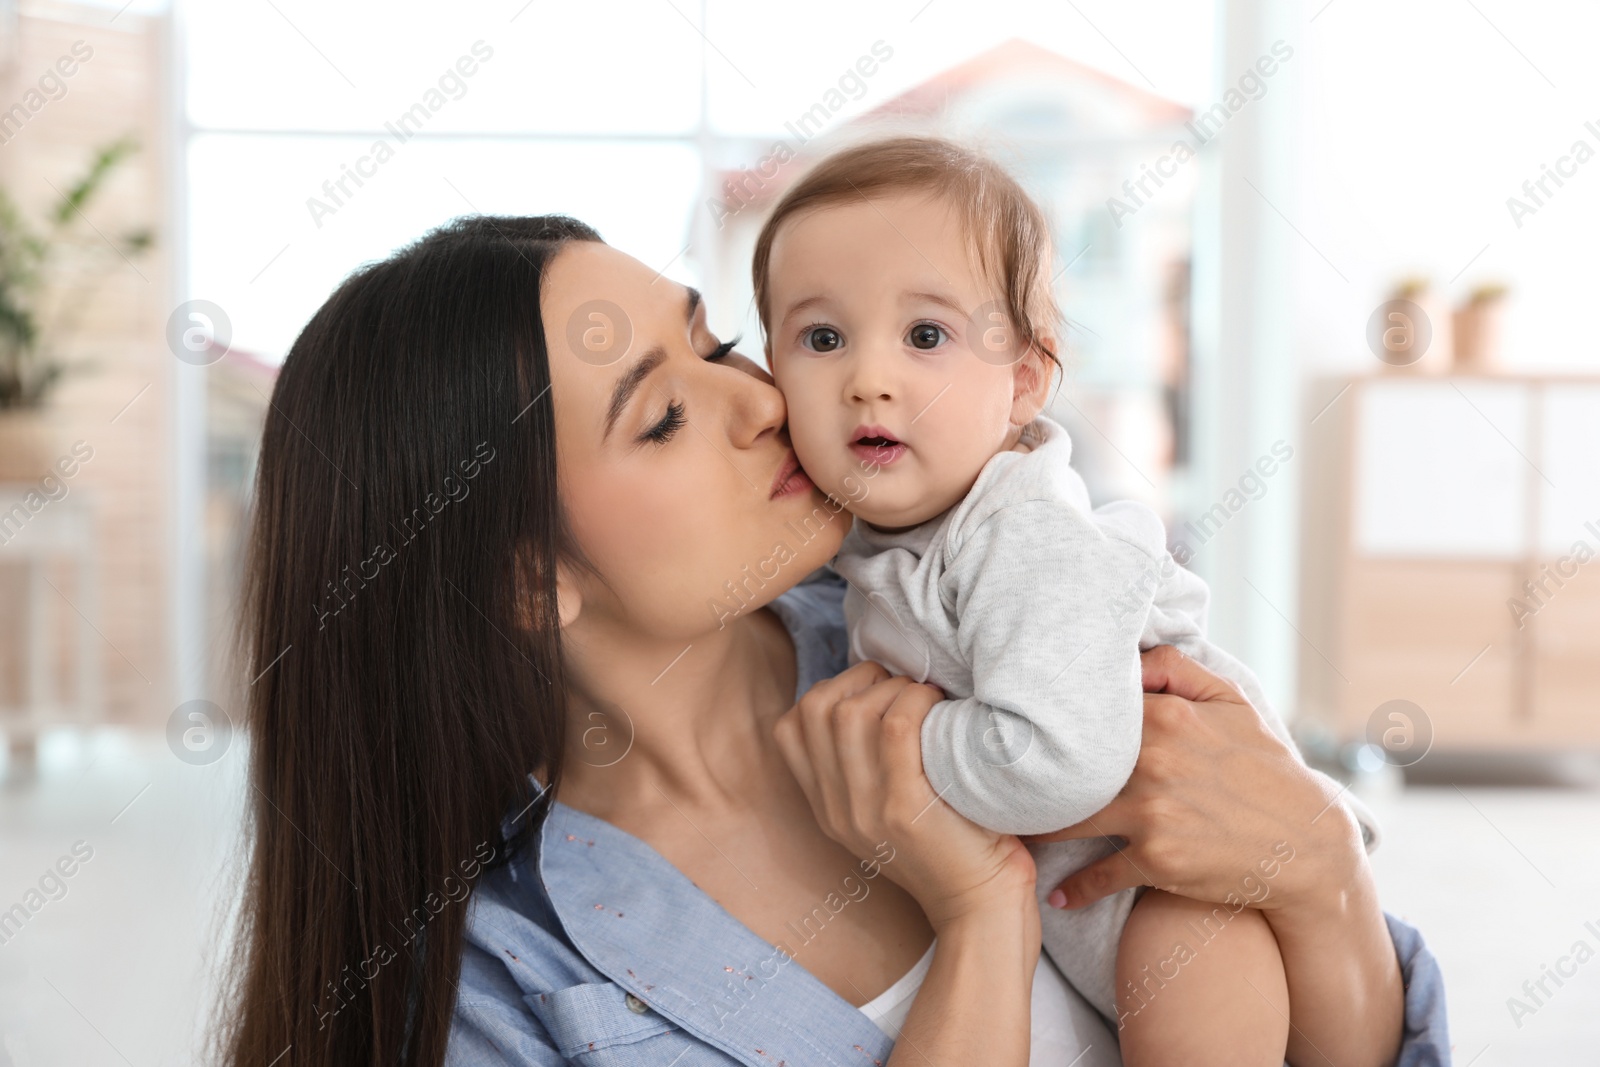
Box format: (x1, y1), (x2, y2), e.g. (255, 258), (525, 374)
(848, 427), (908, 467)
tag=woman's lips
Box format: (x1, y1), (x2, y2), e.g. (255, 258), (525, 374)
(769, 450), (814, 499)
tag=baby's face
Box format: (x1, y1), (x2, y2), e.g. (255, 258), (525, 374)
(767, 192), (1040, 530)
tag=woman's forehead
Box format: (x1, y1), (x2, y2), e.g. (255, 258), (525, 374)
(545, 241), (680, 322)
(543, 241), (699, 414)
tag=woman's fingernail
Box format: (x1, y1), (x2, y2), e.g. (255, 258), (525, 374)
(1047, 889), (1068, 909)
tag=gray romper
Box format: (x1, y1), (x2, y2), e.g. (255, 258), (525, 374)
(832, 414), (1378, 1024)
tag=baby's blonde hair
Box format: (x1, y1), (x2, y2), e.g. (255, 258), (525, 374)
(751, 135), (1062, 371)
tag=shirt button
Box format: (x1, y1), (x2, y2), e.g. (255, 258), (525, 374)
(625, 992), (649, 1014)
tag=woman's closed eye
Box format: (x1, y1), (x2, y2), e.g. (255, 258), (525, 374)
(705, 335), (740, 362)
(639, 400), (685, 445)
(636, 335), (742, 446)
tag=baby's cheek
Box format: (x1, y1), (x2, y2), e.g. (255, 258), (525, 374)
(787, 416), (847, 494)
(921, 433), (993, 509)
(836, 470), (871, 506)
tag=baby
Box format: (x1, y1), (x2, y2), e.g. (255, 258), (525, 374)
(754, 136), (1308, 1064)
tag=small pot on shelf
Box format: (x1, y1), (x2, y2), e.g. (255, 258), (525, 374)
(1376, 277), (1453, 374)
(1452, 284), (1509, 373)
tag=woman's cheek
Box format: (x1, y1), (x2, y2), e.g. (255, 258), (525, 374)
(568, 469), (689, 573)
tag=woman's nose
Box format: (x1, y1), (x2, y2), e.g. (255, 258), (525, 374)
(726, 365), (788, 450)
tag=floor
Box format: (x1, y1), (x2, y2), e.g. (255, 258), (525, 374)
(1359, 766), (1600, 1066)
(0, 731), (1597, 1065)
(0, 730), (246, 1067)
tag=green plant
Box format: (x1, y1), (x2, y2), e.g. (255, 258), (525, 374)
(1392, 275), (1431, 299)
(0, 136), (155, 409)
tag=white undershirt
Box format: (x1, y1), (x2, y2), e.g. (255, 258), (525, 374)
(858, 941), (1123, 1067)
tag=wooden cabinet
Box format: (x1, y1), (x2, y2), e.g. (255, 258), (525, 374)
(1300, 375), (1600, 751)
(1527, 553), (1600, 741)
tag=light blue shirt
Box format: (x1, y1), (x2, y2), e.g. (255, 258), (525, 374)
(447, 569), (1452, 1066)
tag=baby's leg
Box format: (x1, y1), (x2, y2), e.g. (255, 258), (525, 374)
(1114, 888), (1290, 1067)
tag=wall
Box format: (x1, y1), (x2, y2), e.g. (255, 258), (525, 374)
(0, 0), (173, 726)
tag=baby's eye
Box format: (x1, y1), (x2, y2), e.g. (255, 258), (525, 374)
(907, 323), (948, 350)
(803, 326), (842, 353)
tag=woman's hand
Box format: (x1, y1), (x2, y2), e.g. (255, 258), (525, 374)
(1028, 645), (1405, 1067)
(1025, 645), (1364, 914)
(774, 661), (1037, 931)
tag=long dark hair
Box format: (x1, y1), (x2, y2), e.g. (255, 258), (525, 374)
(220, 215), (600, 1067)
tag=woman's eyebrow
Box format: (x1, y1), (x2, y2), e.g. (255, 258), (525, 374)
(604, 348), (665, 440)
(601, 286), (701, 441)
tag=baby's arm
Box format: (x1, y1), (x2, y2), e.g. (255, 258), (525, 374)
(921, 498), (1165, 837)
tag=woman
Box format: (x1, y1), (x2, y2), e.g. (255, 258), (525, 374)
(222, 215), (1448, 1067)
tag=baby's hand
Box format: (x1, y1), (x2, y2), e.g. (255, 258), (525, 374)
(774, 661), (1037, 929)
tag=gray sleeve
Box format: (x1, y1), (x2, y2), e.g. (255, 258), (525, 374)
(919, 498), (1155, 836)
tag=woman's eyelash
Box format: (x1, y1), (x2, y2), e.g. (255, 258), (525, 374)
(637, 336), (739, 447)
(639, 400), (686, 445)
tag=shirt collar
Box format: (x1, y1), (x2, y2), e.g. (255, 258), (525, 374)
(538, 800), (897, 1067)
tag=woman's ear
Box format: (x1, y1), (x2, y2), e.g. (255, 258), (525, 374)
(554, 560), (583, 629)
(514, 554), (584, 631)
(1009, 339), (1056, 427)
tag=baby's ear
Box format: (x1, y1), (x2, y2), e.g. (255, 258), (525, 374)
(1009, 336), (1056, 426)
